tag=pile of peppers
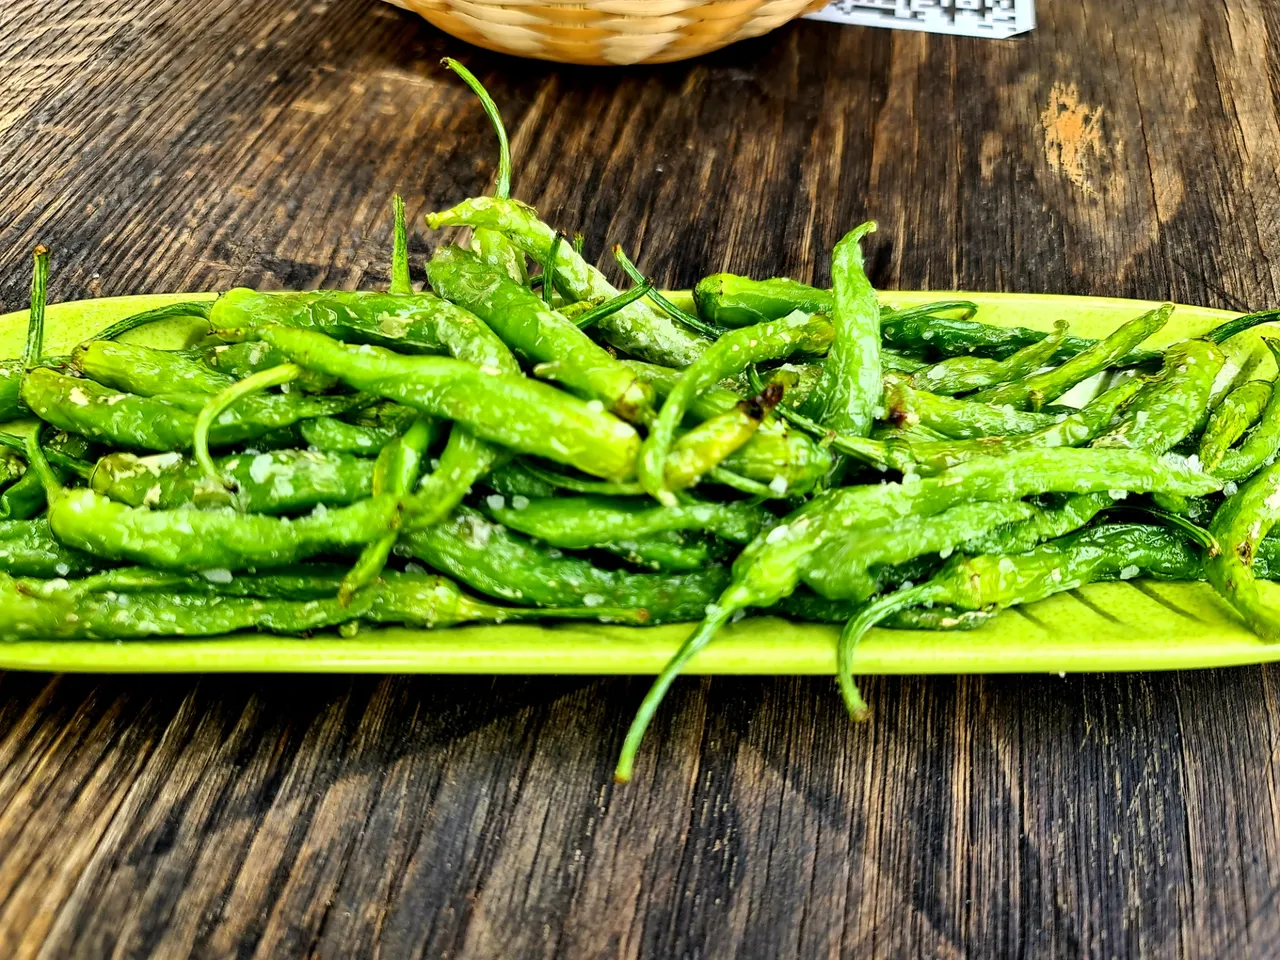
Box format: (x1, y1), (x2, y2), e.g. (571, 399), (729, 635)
(4, 61), (1280, 782)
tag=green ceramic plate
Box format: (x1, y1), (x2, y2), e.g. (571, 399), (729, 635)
(1, 290), (1277, 675)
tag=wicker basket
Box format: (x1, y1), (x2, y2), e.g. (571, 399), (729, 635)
(385, 0), (831, 65)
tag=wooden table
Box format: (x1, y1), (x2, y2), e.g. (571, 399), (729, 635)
(3, 1), (1279, 956)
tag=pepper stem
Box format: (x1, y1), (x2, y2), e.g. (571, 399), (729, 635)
(615, 599), (740, 783)
(612, 245), (722, 339)
(193, 363), (301, 489)
(838, 584), (939, 720)
(540, 234), (564, 304)
(390, 194), (412, 295)
(24, 245), (49, 371)
(22, 428), (62, 498)
(571, 280), (653, 330)
(441, 58), (511, 200)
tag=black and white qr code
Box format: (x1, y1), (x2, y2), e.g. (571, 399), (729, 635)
(806, 0), (1035, 39)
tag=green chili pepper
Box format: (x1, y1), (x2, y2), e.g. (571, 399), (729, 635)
(90, 449), (376, 513)
(401, 425), (505, 534)
(909, 321), (1069, 396)
(425, 196), (712, 367)
(973, 305), (1172, 409)
(960, 492), (1113, 555)
(0, 571), (647, 640)
(401, 505), (730, 620)
(0, 469), (48, 520)
(0, 518), (99, 578)
(694, 274), (1163, 365)
(885, 303), (1162, 366)
(802, 500), (1037, 601)
(626, 358), (829, 493)
(884, 377), (1061, 439)
(482, 460), (559, 499)
(21, 368), (365, 453)
(802, 223), (879, 438)
(208, 289), (518, 372)
(301, 415), (402, 454)
(229, 325), (641, 481)
(487, 495), (774, 550)
(20, 418), (394, 574)
(36, 564), (353, 601)
(717, 425), (826, 498)
(1198, 308), (1280, 346)
(1206, 459), (1280, 640)
(637, 311), (831, 504)
(427, 244), (653, 421)
(613, 446), (1220, 781)
(1199, 380), (1272, 471)
(693, 274), (835, 328)
(72, 340), (235, 396)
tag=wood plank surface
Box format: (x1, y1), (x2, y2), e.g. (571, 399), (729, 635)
(2, 0), (1280, 956)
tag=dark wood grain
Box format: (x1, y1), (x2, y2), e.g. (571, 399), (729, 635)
(2, 0), (1280, 956)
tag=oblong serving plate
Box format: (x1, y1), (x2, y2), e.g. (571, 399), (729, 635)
(1, 290), (1277, 675)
